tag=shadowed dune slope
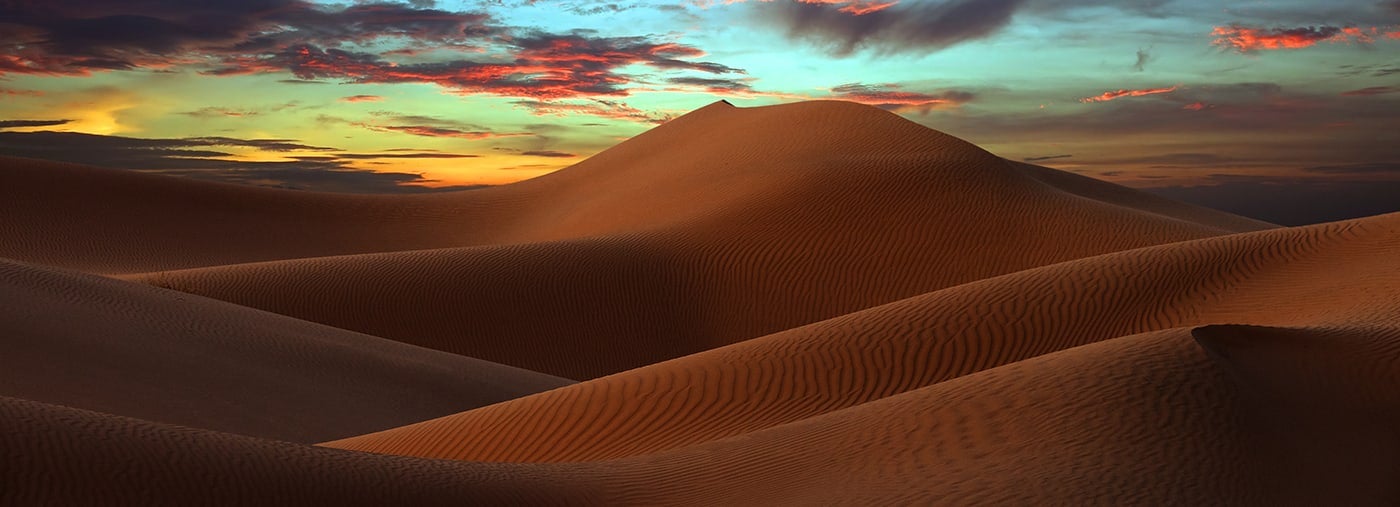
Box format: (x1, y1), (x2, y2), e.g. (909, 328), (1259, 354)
(0, 258), (571, 443)
(323, 212), (1400, 461)
(7, 324), (1398, 505)
(125, 101), (1272, 378)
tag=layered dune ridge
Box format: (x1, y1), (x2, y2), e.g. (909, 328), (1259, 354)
(2, 100), (1397, 505)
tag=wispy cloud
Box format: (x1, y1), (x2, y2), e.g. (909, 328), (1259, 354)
(828, 83), (975, 113)
(1080, 85), (1179, 103)
(339, 95), (385, 103)
(0, 119), (73, 129)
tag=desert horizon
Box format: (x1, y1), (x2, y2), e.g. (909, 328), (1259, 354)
(3, 0), (1400, 505)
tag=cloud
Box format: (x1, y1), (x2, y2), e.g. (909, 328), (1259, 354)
(0, 2), (741, 101)
(512, 98), (676, 124)
(519, 150), (578, 158)
(1133, 47), (1152, 72)
(358, 124), (532, 139)
(0, 1), (493, 76)
(667, 76), (755, 94)
(702, 1), (899, 16)
(327, 151), (479, 160)
(1341, 86), (1400, 96)
(1080, 85), (1179, 103)
(1301, 162), (1400, 174)
(827, 83), (976, 113)
(339, 95), (385, 103)
(180, 107), (259, 118)
(1, 88), (45, 97)
(756, 0), (1026, 56)
(0, 119), (74, 129)
(1211, 25), (1387, 52)
(1024, 154), (1073, 162)
(0, 130), (473, 193)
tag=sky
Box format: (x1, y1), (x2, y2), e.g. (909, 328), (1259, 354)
(1, 0), (1398, 196)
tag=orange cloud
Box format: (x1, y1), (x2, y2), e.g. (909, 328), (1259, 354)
(1079, 85), (1179, 103)
(339, 95), (384, 103)
(1212, 25), (1396, 52)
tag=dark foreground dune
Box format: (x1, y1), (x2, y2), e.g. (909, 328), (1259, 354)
(1, 100), (1397, 505)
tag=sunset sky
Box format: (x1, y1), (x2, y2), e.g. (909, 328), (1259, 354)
(1, 0), (1398, 192)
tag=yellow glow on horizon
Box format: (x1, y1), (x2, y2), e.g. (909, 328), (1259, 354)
(48, 87), (139, 135)
(348, 155), (575, 187)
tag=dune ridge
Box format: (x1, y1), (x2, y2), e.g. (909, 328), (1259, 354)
(2, 100), (1397, 504)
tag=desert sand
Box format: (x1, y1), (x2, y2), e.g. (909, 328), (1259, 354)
(2, 100), (1397, 505)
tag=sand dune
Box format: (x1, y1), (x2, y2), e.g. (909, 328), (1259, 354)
(2, 100), (1398, 504)
(6, 324), (1397, 505)
(116, 101), (1271, 378)
(0, 257), (571, 442)
(321, 212), (1400, 461)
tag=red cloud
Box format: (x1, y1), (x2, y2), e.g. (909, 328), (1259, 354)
(1211, 25), (1397, 52)
(1341, 86), (1399, 97)
(1079, 85), (1179, 103)
(828, 83), (975, 113)
(1182, 102), (1208, 111)
(339, 95), (384, 103)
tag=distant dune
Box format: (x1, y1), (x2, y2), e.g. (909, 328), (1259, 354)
(2, 101), (1397, 504)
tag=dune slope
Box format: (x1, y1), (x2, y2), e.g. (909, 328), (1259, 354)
(0, 258), (571, 443)
(6, 323), (1397, 505)
(323, 212), (1400, 461)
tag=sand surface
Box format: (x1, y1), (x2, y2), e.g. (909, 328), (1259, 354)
(2, 100), (1396, 504)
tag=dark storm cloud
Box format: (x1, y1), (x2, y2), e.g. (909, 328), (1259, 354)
(759, 0), (1027, 56)
(0, 130), (470, 193)
(0, 119), (74, 129)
